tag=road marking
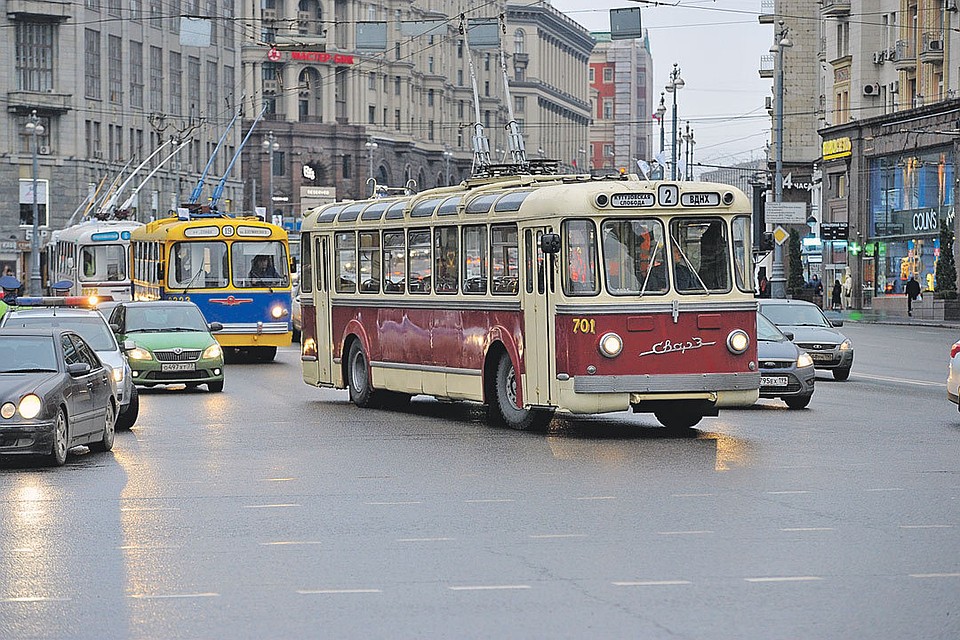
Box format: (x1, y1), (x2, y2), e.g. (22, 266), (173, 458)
(243, 503), (301, 509)
(657, 530), (713, 536)
(864, 488), (904, 492)
(448, 585), (531, 591)
(364, 501), (422, 505)
(612, 580), (691, 587)
(465, 499), (515, 503)
(0, 596), (71, 603)
(574, 496), (616, 501)
(297, 589), (382, 594)
(396, 537), (455, 542)
(766, 491), (811, 495)
(781, 527), (834, 532)
(118, 544), (182, 550)
(528, 534), (588, 539)
(899, 524), (954, 529)
(128, 592), (220, 599)
(262, 477), (295, 482)
(909, 573), (960, 579)
(120, 507), (180, 512)
(11, 548), (33, 553)
(745, 576), (823, 583)
(856, 373), (943, 387)
(671, 493), (715, 498)
(259, 541), (323, 546)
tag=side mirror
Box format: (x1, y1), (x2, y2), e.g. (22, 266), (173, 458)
(208, 322), (223, 332)
(67, 362), (92, 376)
(830, 318), (844, 327)
(782, 331), (794, 341)
(122, 340), (135, 351)
(539, 233), (561, 254)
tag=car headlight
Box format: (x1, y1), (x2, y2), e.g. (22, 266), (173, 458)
(127, 347), (153, 361)
(111, 366), (124, 383)
(597, 332), (623, 358)
(18, 394), (42, 420)
(202, 343), (223, 360)
(726, 329), (750, 354)
(797, 352), (814, 368)
(271, 305), (289, 319)
(1, 402), (15, 419)
(839, 339), (852, 351)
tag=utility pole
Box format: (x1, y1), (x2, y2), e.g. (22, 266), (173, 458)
(770, 21), (792, 299)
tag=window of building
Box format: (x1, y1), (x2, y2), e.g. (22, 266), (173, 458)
(589, 67), (595, 83)
(368, 72), (376, 90)
(342, 153), (352, 179)
(169, 52), (182, 115)
(206, 60), (218, 119)
(107, 0), (121, 17)
(602, 98), (613, 119)
(457, 39), (463, 58)
(223, 0), (235, 47)
(108, 35), (122, 103)
(457, 69), (464, 86)
(514, 66), (525, 82)
(484, 80), (490, 96)
(603, 67), (613, 83)
(16, 23), (55, 93)
(427, 89), (434, 106)
(130, 41), (144, 108)
(428, 56), (434, 73)
(149, 46), (163, 111)
(368, 105), (375, 124)
(394, 75), (401, 95)
(603, 143), (613, 157)
(484, 53), (490, 71)
(428, 120), (435, 141)
(514, 96), (525, 113)
(130, 0), (142, 20)
(395, 108), (401, 130)
(836, 22), (849, 58)
(514, 29), (525, 54)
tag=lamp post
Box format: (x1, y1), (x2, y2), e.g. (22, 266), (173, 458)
(365, 140), (378, 192)
(770, 21), (792, 299)
(25, 110), (45, 295)
(577, 147), (586, 173)
(261, 131), (279, 222)
(656, 93), (666, 179)
(683, 122), (695, 180)
(665, 63), (684, 180)
(443, 149), (453, 185)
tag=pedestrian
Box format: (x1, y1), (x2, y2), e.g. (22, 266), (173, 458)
(757, 267), (770, 298)
(831, 279), (842, 310)
(0, 275), (22, 320)
(811, 274), (824, 299)
(905, 276), (921, 316)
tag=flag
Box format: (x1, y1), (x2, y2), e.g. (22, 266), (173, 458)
(677, 159), (687, 181)
(654, 150), (667, 168)
(636, 159), (651, 180)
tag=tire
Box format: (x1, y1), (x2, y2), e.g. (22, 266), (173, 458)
(116, 385), (139, 430)
(784, 394), (812, 410)
(833, 367), (851, 381)
(654, 407), (704, 431)
(488, 353), (553, 431)
(89, 403), (115, 453)
(46, 408), (69, 467)
(347, 341), (377, 408)
(208, 380), (224, 392)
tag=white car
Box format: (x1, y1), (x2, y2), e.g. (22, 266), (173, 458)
(948, 339), (960, 410)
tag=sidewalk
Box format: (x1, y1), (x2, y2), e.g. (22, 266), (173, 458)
(829, 308), (960, 331)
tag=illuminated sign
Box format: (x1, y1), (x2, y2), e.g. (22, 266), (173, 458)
(822, 137), (852, 160)
(184, 226), (220, 238)
(90, 232), (120, 242)
(237, 225), (272, 237)
(680, 192), (720, 207)
(610, 193), (655, 208)
(290, 52), (355, 64)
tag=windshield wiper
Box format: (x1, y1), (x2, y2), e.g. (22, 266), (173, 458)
(638, 241), (662, 297)
(671, 235), (711, 294)
(161, 327), (203, 332)
(2, 368), (57, 373)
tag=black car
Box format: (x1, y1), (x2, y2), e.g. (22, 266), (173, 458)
(0, 328), (117, 466)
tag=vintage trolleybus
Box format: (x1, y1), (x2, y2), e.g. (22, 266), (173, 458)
(129, 214), (293, 361)
(298, 174), (759, 430)
(44, 219), (144, 300)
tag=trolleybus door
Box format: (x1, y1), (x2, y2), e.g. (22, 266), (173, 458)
(520, 227), (556, 407)
(315, 235), (334, 384)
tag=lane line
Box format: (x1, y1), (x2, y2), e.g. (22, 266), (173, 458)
(128, 592), (220, 599)
(364, 501), (423, 505)
(899, 524), (954, 529)
(745, 576), (823, 583)
(909, 573), (960, 579)
(262, 477), (295, 482)
(120, 507), (180, 512)
(528, 534), (588, 539)
(448, 585), (531, 591)
(465, 499), (515, 503)
(259, 541), (323, 546)
(574, 496), (616, 501)
(297, 589), (382, 594)
(613, 580), (691, 587)
(766, 491), (811, 495)
(0, 596), (71, 603)
(243, 503), (301, 509)
(671, 493), (715, 498)
(864, 488), (904, 492)
(781, 527), (835, 532)
(657, 530), (714, 536)
(117, 545), (182, 550)
(856, 372), (943, 387)
(396, 537), (455, 542)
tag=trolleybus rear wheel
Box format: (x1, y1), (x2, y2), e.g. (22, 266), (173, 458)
(348, 341), (376, 407)
(489, 353), (552, 431)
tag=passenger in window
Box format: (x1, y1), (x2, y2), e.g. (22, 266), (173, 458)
(249, 255), (281, 286)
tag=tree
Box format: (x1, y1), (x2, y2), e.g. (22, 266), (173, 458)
(787, 228), (806, 298)
(935, 217), (958, 300)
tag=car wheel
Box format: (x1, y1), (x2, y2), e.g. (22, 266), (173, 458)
(347, 341), (377, 408)
(833, 367), (851, 381)
(46, 408), (69, 467)
(116, 385), (139, 430)
(488, 352), (553, 431)
(208, 381), (224, 392)
(89, 403), (115, 453)
(654, 407), (704, 431)
(784, 394), (812, 410)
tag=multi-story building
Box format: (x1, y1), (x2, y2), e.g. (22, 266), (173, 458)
(763, 0), (960, 313)
(587, 31), (654, 175)
(0, 2), (244, 278)
(238, 0), (594, 224)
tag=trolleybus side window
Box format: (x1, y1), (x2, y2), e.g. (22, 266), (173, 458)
(731, 215), (754, 293)
(434, 227), (458, 294)
(335, 232), (357, 293)
(601, 219), (667, 296)
(670, 218), (731, 293)
(300, 234), (313, 294)
(490, 224), (519, 295)
(408, 229), (431, 294)
(79, 244), (126, 282)
(358, 231), (380, 293)
(462, 225), (487, 294)
(562, 220), (599, 296)
(383, 231), (405, 293)
(316, 236), (327, 291)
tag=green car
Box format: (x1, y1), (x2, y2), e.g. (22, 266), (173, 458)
(107, 301), (225, 392)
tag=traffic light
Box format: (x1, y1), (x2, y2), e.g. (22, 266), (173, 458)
(760, 231), (774, 251)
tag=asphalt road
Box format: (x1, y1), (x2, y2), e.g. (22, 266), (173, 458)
(0, 321), (958, 639)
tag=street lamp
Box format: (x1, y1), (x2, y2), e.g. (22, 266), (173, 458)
(365, 140), (378, 191)
(770, 21), (793, 299)
(261, 131), (279, 222)
(683, 122), (695, 180)
(655, 93), (666, 179)
(25, 110), (45, 295)
(443, 149), (453, 186)
(665, 63), (684, 180)
(577, 147), (586, 173)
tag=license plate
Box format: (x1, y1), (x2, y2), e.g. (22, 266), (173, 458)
(161, 362), (196, 372)
(809, 352), (833, 362)
(760, 376), (789, 387)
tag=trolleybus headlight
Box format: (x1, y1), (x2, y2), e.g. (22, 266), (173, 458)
(1, 402), (15, 419)
(598, 332), (623, 358)
(127, 347), (153, 361)
(271, 305), (289, 319)
(726, 329), (750, 354)
(202, 343), (223, 360)
(797, 352), (814, 368)
(18, 394), (42, 420)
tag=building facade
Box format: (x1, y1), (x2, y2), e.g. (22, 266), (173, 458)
(587, 31), (655, 175)
(0, 1), (244, 279)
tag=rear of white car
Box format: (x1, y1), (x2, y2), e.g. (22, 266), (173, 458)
(948, 340), (960, 409)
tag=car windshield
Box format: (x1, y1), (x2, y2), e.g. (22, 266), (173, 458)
(760, 303), (831, 327)
(757, 313), (787, 342)
(125, 305), (209, 332)
(6, 315), (117, 351)
(0, 336), (59, 372)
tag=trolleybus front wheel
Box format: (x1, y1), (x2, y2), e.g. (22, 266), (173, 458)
(489, 353), (553, 431)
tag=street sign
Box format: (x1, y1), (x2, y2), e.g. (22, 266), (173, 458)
(764, 201), (807, 224)
(773, 225), (789, 246)
(820, 222), (849, 240)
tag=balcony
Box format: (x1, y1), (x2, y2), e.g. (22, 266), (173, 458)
(6, 90), (72, 114)
(7, 0), (72, 20)
(891, 40), (916, 70)
(758, 0), (775, 23)
(821, 0), (851, 17)
(920, 32), (944, 64)
(759, 53), (774, 78)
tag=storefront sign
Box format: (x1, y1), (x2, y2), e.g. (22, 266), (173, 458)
(783, 173), (816, 192)
(822, 137), (852, 160)
(912, 209), (939, 232)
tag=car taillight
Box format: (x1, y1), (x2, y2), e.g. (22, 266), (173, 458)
(952, 342), (960, 359)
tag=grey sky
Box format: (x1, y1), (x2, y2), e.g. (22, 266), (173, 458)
(548, 0), (773, 170)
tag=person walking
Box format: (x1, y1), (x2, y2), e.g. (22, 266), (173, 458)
(831, 279), (842, 310)
(905, 276), (922, 316)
